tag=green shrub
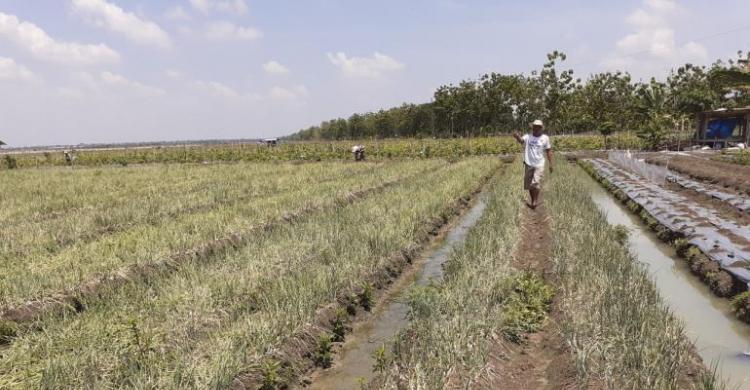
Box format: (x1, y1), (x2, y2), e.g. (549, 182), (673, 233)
(344, 294), (358, 316)
(731, 292), (750, 322)
(501, 272), (554, 343)
(312, 335), (333, 368)
(684, 246), (703, 263)
(259, 359), (285, 390)
(372, 344), (390, 373)
(4, 155), (17, 169)
(612, 225), (629, 245)
(655, 226), (672, 240)
(673, 238), (690, 256)
(0, 320), (18, 344)
(707, 271), (734, 297)
(406, 284), (441, 320)
(331, 308), (350, 342)
(358, 284), (374, 312)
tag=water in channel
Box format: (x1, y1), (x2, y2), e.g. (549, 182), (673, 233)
(307, 194), (489, 389)
(584, 171), (750, 390)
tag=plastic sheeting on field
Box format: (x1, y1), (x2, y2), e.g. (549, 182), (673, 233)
(609, 153), (750, 213)
(588, 158), (750, 287)
(665, 171), (750, 213)
(609, 151), (669, 184)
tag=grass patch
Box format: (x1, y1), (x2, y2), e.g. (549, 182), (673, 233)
(553, 161), (710, 388)
(730, 292), (750, 322)
(0, 158), (499, 388)
(371, 161), (524, 388)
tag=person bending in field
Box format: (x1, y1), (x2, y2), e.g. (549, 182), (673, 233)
(513, 119), (553, 209)
(351, 145), (365, 161)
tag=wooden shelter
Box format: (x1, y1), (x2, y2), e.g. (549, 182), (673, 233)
(695, 107), (750, 146)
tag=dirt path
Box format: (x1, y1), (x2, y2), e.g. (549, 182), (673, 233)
(481, 205), (583, 390)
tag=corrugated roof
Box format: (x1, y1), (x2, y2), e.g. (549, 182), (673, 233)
(700, 106), (750, 115)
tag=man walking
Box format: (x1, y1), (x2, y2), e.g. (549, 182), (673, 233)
(513, 120), (553, 209)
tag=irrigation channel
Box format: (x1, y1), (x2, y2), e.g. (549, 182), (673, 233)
(305, 193), (490, 389)
(582, 168), (750, 390)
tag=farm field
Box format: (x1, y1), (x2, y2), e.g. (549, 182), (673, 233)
(0, 157), (496, 388)
(0, 134), (642, 170)
(370, 162), (706, 389)
(1, 153), (745, 389)
(0, 160), (443, 312)
(6, 1), (750, 388)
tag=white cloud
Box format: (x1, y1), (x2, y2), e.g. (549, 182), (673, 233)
(0, 12), (119, 66)
(0, 56), (38, 83)
(192, 80), (242, 98)
(62, 71), (165, 97)
(189, 0), (248, 15)
(53, 71), (165, 100)
(163, 70), (258, 100)
(625, 8), (663, 28)
(269, 85), (308, 100)
(327, 51), (404, 78)
(165, 6), (191, 21)
(99, 71), (166, 96)
(177, 25), (193, 36)
(56, 86), (87, 99)
(601, 0), (707, 77)
(263, 60), (289, 75)
(165, 69), (185, 79)
(202, 21), (262, 41)
(644, 0), (677, 13)
(71, 0), (171, 49)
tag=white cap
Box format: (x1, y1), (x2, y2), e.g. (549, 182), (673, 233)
(532, 119), (544, 128)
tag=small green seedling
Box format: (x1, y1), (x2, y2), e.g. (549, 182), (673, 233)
(312, 335), (333, 368)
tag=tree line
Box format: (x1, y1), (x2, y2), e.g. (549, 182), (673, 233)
(287, 51), (750, 147)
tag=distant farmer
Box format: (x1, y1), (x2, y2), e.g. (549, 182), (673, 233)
(63, 150), (77, 166)
(351, 145), (365, 161)
(513, 119), (553, 209)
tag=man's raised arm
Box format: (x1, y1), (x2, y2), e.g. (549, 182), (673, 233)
(513, 132), (524, 145)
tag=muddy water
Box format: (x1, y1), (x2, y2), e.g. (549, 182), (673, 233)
(307, 195), (489, 390)
(584, 173), (750, 389)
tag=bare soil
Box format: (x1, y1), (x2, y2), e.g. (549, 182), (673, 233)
(663, 180), (750, 227)
(646, 154), (750, 196)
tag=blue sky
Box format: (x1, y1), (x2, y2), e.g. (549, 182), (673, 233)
(0, 0), (748, 146)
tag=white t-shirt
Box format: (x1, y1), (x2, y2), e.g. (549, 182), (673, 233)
(522, 134), (551, 168)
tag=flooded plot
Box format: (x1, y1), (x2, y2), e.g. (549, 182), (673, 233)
(583, 170), (750, 389)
